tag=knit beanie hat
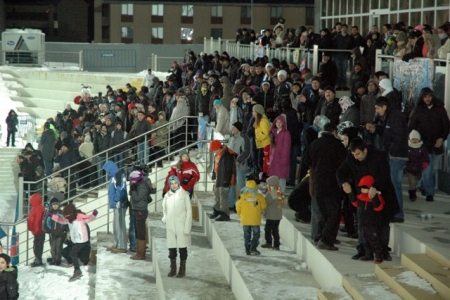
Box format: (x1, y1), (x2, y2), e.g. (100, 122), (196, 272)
(409, 129), (421, 140)
(278, 70), (287, 78)
(252, 104), (265, 115)
(0, 253), (11, 265)
(213, 99), (223, 106)
(210, 140), (222, 151)
(232, 121), (243, 132)
(379, 78), (393, 90)
(311, 76), (321, 83)
(129, 170), (143, 182)
(50, 197), (60, 205)
(179, 149), (189, 158)
(63, 204), (77, 223)
(324, 85), (336, 94)
(266, 176), (280, 187)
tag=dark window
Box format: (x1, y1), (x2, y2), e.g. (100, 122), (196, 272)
(211, 28), (223, 39)
(102, 4), (110, 17)
(305, 7), (314, 25)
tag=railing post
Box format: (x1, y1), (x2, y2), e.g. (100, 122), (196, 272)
(155, 54), (158, 72)
(286, 45), (290, 64)
(375, 49), (382, 74)
(68, 169), (71, 200)
(18, 176), (24, 220)
(204, 37), (207, 54)
(445, 53), (450, 111)
(250, 42), (255, 61)
(312, 45), (319, 76)
(225, 40), (229, 54)
(218, 37), (222, 53)
(79, 50), (83, 70)
(237, 42), (241, 59)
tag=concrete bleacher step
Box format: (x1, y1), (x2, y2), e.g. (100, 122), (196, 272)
(149, 219), (235, 300)
(11, 96), (71, 110)
(197, 192), (321, 300)
(95, 231), (158, 299)
(11, 87), (79, 102)
(16, 105), (60, 120)
(6, 78), (107, 94)
(375, 264), (443, 300)
(401, 253), (450, 299)
(317, 287), (352, 300)
(279, 208), (399, 300)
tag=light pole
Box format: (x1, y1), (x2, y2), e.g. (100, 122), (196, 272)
(251, 0), (253, 31)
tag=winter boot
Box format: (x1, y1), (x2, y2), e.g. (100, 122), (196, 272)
(69, 269), (83, 282)
(383, 250), (392, 261)
(176, 260), (186, 278)
(250, 245), (261, 255)
(374, 251), (384, 264)
(245, 245), (251, 255)
(209, 208), (221, 219)
(351, 244), (365, 260)
(168, 258), (177, 277)
(130, 240), (141, 259)
(131, 240), (146, 260)
(215, 213), (230, 221)
(261, 243), (272, 249)
(408, 189), (417, 202)
(359, 249), (374, 262)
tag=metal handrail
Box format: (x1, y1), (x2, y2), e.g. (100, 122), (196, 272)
(24, 115), (199, 188)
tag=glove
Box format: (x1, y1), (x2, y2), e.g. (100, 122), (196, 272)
(422, 162), (429, 169)
(93, 209), (98, 216)
(130, 184), (137, 192)
(48, 212), (54, 218)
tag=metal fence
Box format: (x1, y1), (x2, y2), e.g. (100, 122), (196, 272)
(0, 50), (82, 69)
(83, 49), (137, 72)
(17, 114), (36, 143)
(148, 54), (183, 73)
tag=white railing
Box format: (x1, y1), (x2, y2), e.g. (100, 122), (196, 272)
(0, 50), (83, 70)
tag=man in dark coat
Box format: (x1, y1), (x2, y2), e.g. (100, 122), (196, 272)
(314, 86), (341, 125)
(304, 122), (347, 250)
(94, 123), (111, 184)
(318, 52), (338, 88)
(366, 97), (408, 222)
(337, 138), (400, 261)
(408, 88), (450, 202)
(39, 122), (56, 177)
(54, 143), (78, 198)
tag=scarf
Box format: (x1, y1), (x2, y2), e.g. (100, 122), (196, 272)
(267, 185), (285, 210)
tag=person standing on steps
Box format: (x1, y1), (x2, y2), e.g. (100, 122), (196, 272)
(163, 150), (200, 199)
(209, 140), (236, 222)
(27, 193), (45, 267)
(5, 109), (18, 147)
(162, 176), (192, 278)
(236, 179), (267, 255)
(103, 161), (128, 254)
(129, 170), (156, 260)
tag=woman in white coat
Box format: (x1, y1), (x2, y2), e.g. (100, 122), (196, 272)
(162, 176), (192, 278)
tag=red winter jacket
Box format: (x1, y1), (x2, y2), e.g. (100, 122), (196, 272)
(163, 161), (200, 193)
(27, 194), (45, 235)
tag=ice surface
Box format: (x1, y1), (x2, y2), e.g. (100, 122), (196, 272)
(394, 270), (437, 294)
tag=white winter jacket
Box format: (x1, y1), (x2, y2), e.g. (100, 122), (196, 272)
(162, 188), (192, 248)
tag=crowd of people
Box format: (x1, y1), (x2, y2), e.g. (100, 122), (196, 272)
(3, 17), (450, 289)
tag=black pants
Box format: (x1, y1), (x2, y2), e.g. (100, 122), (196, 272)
(33, 234), (45, 263)
(150, 146), (164, 167)
(6, 130), (15, 146)
(264, 219), (281, 247)
(361, 224), (382, 257)
(316, 196), (341, 246)
(187, 117), (198, 144)
(134, 209), (148, 240)
(49, 235), (63, 263)
(342, 194), (356, 234)
(169, 247), (188, 260)
(62, 241), (73, 264)
(379, 220), (391, 252)
(71, 242), (90, 270)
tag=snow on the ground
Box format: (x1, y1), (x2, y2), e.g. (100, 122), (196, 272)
(18, 264), (93, 300)
(394, 270), (437, 294)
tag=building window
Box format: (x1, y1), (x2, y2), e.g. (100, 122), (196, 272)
(152, 4), (164, 22)
(211, 6), (222, 17)
(121, 4), (133, 22)
(211, 5), (223, 24)
(305, 7), (314, 26)
(181, 5), (193, 23)
(241, 6), (251, 24)
(270, 7), (283, 25)
(152, 27), (163, 44)
(182, 5), (193, 17)
(102, 4), (110, 17)
(102, 26), (110, 42)
(211, 28), (223, 39)
(181, 27), (193, 44)
(121, 4), (133, 15)
(121, 26), (133, 38)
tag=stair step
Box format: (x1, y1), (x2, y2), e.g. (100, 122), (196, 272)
(150, 220), (235, 300)
(198, 193), (321, 299)
(95, 232), (158, 299)
(317, 287), (352, 300)
(402, 253), (450, 299)
(375, 264), (443, 300)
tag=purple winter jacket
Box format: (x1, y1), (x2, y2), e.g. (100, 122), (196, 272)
(405, 145), (429, 176)
(267, 115), (291, 179)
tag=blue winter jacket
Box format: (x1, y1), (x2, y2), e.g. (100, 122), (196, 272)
(103, 161), (128, 208)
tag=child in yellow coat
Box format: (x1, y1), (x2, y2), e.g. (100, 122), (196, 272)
(236, 180), (267, 255)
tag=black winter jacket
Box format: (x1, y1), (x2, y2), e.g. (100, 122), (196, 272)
(94, 132), (110, 154)
(408, 98), (450, 155)
(314, 96), (341, 125)
(375, 106), (409, 158)
(213, 147), (236, 188)
(0, 266), (19, 300)
(336, 147), (400, 222)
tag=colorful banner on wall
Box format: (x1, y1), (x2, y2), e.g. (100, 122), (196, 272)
(393, 58), (434, 115)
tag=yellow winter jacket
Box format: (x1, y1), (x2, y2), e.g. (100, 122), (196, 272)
(236, 191), (267, 226)
(254, 116), (271, 149)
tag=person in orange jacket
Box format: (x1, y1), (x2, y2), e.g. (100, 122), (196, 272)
(27, 193), (45, 267)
